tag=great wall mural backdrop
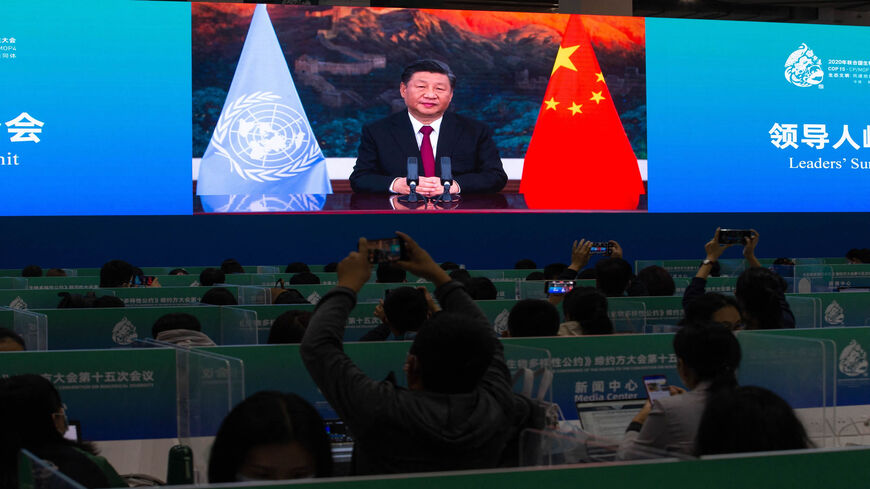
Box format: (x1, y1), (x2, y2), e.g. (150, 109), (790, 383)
(192, 4), (647, 159)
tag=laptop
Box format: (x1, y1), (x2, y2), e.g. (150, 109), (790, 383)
(574, 399), (645, 440)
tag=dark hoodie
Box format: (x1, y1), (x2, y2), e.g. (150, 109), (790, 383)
(300, 281), (514, 475)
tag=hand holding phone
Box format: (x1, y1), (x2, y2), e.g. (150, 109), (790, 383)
(390, 231), (451, 287)
(718, 229), (754, 245)
(337, 237), (373, 293)
(643, 375), (673, 404)
(366, 237), (408, 264)
(589, 242), (614, 256)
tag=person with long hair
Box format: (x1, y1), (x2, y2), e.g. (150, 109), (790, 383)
(618, 321), (742, 458)
(695, 386), (812, 455)
(684, 228), (795, 330)
(208, 391), (333, 482)
(735, 267), (792, 329)
(0, 374), (125, 488)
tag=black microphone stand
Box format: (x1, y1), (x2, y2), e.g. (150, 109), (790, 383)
(397, 156), (426, 208)
(431, 180), (461, 208)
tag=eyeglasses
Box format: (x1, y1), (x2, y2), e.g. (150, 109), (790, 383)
(52, 403), (69, 421)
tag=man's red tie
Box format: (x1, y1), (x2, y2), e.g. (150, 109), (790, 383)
(420, 126), (435, 177)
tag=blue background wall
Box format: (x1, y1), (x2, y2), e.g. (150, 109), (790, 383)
(1, 212), (866, 269)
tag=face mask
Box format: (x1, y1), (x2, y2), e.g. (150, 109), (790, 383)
(235, 473), (315, 482)
(235, 473), (264, 482)
(53, 405), (70, 434)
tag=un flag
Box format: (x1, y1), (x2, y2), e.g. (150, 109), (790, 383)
(197, 5), (331, 197)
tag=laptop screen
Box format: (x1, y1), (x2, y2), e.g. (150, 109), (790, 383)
(575, 400), (645, 440)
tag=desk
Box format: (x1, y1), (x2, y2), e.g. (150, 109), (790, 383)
(325, 193), (528, 212)
(195, 193), (528, 214)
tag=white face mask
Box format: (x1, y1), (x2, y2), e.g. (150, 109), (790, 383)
(235, 473), (315, 483)
(235, 473), (263, 482)
(53, 405), (70, 435)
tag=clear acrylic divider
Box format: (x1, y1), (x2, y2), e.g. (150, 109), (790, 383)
(503, 344), (554, 402)
(794, 265), (834, 293)
(518, 428), (690, 467)
(0, 277), (28, 289)
(256, 266), (280, 274)
(643, 324), (681, 334)
(634, 260), (664, 275)
(770, 265), (796, 292)
(18, 449), (87, 489)
(470, 270), (506, 279)
(356, 283), (437, 304)
(60, 268), (78, 277)
(608, 301), (647, 334)
(736, 332), (837, 447)
(492, 279), (520, 300)
(794, 258), (824, 265)
(1, 306), (48, 350)
(137, 338), (245, 483)
(220, 274), (268, 286)
(218, 306), (258, 345)
(635, 259), (746, 278)
(236, 285), (271, 305)
(717, 259), (747, 277)
(517, 280), (597, 300)
(785, 296), (822, 328)
(518, 280), (548, 300)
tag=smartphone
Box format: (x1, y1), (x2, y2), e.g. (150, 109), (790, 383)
(132, 274), (155, 287)
(545, 280), (575, 295)
(63, 420), (82, 443)
(643, 375), (672, 404)
(324, 419), (353, 444)
(590, 242), (614, 255)
(718, 229), (753, 245)
(367, 237), (407, 264)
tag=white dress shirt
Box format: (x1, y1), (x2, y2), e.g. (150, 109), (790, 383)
(389, 112), (445, 193)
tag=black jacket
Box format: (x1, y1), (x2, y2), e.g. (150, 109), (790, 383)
(349, 111), (507, 194)
(300, 281), (514, 475)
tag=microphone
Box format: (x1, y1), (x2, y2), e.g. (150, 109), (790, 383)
(437, 157), (454, 203)
(406, 157), (419, 185)
(399, 157), (423, 205)
(440, 156), (453, 186)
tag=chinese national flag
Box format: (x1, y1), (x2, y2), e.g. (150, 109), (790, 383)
(519, 15), (645, 210)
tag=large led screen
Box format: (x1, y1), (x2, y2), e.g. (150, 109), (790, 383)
(647, 19), (870, 212)
(0, 1), (192, 216)
(2, 0), (868, 215)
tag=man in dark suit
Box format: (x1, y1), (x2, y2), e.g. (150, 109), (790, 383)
(349, 59), (507, 196)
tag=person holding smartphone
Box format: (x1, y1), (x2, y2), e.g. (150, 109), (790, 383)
(299, 232), (514, 475)
(618, 321), (741, 458)
(683, 228), (794, 329)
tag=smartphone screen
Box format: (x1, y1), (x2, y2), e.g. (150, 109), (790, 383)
(643, 375), (672, 404)
(589, 242), (612, 255)
(63, 421), (81, 443)
(367, 237), (405, 264)
(545, 280), (574, 295)
(718, 229), (752, 245)
(324, 419), (353, 444)
(133, 275), (155, 287)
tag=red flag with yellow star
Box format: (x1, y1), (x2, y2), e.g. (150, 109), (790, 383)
(519, 15), (645, 210)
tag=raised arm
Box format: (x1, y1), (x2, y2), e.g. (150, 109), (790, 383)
(395, 232), (510, 394)
(742, 229), (761, 269)
(300, 238), (395, 432)
(684, 228), (732, 308)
